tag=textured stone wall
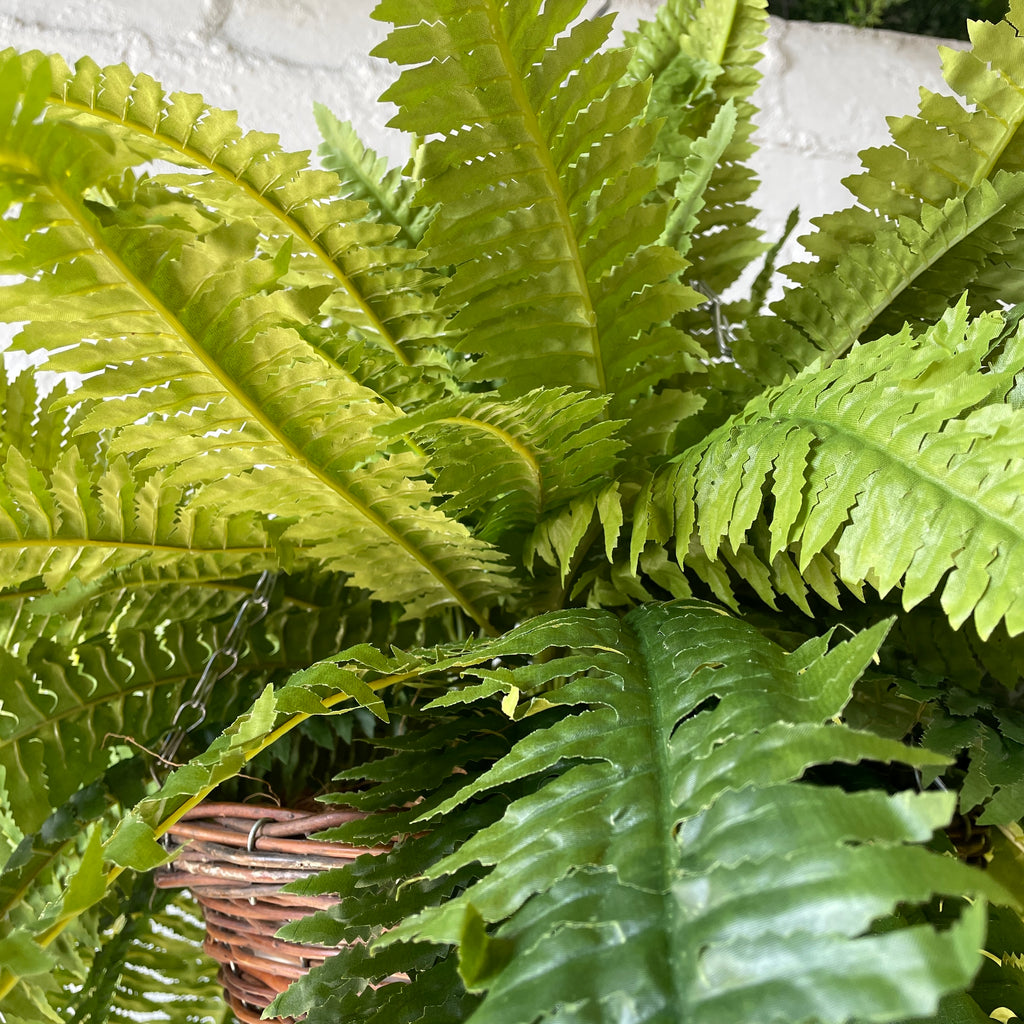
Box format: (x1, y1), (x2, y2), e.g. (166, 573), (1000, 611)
(0, 0), (964, 271)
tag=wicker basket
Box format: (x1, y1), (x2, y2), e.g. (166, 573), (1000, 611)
(155, 802), (392, 1024)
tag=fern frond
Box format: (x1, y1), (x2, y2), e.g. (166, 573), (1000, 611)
(379, 388), (624, 548)
(0, 577), (262, 655)
(10, 50), (443, 363)
(741, 5), (1024, 382)
(67, 884), (230, 1024)
(268, 705), (529, 1022)
(0, 767), (146, 941)
(0, 446), (276, 598)
(346, 602), (1007, 1024)
(0, 373), (99, 474)
(642, 301), (1024, 640)
(1, 621), (248, 833)
(0, 605), (428, 1008)
(0, 569), (416, 837)
(374, 0), (704, 414)
(0, 97), (515, 622)
(314, 103), (431, 249)
(737, 171), (1024, 382)
(627, 0), (768, 295)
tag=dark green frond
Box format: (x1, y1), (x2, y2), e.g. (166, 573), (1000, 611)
(0, 572), (403, 834)
(331, 602), (1008, 1024)
(67, 883), (229, 1024)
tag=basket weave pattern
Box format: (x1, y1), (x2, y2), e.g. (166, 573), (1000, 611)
(156, 802), (390, 1024)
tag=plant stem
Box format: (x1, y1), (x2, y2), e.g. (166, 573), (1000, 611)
(0, 666), (425, 1003)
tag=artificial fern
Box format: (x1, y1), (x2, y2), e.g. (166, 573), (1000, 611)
(314, 102), (433, 249)
(739, 5), (1024, 381)
(272, 602), (1009, 1023)
(2, 0), (1024, 1021)
(374, 0), (706, 422)
(639, 299), (1024, 638)
(627, 0), (768, 295)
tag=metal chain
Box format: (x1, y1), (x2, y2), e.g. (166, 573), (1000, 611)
(153, 570), (277, 778)
(693, 280), (736, 360)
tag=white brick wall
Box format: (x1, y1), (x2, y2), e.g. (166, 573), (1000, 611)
(0, 0), (965, 272)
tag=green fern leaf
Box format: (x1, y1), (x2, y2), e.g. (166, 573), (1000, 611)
(17, 50), (441, 363)
(367, 602), (1007, 1024)
(738, 171), (1024, 382)
(379, 388), (624, 548)
(67, 884), (229, 1024)
(268, 707), (524, 1022)
(741, 4), (1024, 382)
(0, 446), (276, 597)
(0, 373), (103, 474)
(627, 0), (768, 295)
(645, 300), (1024, 639)
(314, 103), (431, 248)
(0, 621), (249, 833)
(0, 574), (390, 834)
(0, 110), (514, 621)
(374, 0), (704, 411)
(0, 767), (146, 944)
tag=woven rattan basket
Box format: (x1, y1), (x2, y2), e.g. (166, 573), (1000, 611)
(155, 802), (392, 1024)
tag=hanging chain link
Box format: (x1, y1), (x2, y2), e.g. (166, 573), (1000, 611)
(153, 570), (277, 778)
(693, 280), (736, 360)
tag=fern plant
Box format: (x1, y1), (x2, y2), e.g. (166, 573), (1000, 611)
(1, 0), (1024, 1021)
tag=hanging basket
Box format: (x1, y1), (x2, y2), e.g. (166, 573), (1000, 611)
(155, 802), (394, 1024)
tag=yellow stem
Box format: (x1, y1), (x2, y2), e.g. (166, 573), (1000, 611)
(0, 666), (425, 1003)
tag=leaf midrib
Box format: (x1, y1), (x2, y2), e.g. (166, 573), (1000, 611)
(45, 182), (495, 632)
(789, 410), (1024, 549)
(47, 93), (413, 366)
(486, 1), (607, 394)
(809, 183), (1017, 367)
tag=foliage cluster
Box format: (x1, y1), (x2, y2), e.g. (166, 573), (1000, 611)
(0, 0), (1023, 1022)
(767, 0), (1008, 37)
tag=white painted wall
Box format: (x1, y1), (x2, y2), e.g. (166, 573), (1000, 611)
(0, 0), (965, 270)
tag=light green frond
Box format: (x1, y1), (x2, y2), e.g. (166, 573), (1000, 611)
(659, 100), (737, 258)
(739, 171), (1024, 382)
(644, 301), (1024, 639)
(367, 602), (1005, 1024)
(741, 6), (1024, 382)
(314, 103), (431, 248)
(0, 374), (96, 474)
(374, 0), (703, 411)
(524, 482), (624, 587)
(379, 388), (624, 547)
(0, 119), (514, 622)
(10, 50), (442, 363)
(627, 0), (768, 295)
(0, 447), (275, 597)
